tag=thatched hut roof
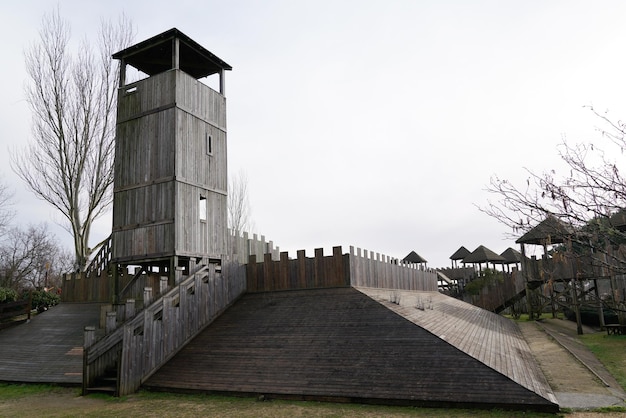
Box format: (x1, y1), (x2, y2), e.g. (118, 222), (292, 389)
(403, 251), (427, 264)
(450, 246), (471, 261)
(463, 245), (506, 264)
(515, 215), (574, 245)
(500, 247), (522, 264)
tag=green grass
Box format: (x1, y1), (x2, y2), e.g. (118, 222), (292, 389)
(0, 384), (563, 418)
(579, 332), (626, 391)
(0, 383), (71, 400)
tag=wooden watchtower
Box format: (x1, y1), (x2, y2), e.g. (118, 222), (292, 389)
(111, 28), (232, 289)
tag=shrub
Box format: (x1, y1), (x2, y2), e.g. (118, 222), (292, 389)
(0, 287), (18, 303)
(30, 290), (60, 312)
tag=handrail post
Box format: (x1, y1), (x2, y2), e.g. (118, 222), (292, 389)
(125, 299), (135, 319)
(144, 287), (153, 307)
(105, 311), (117, 334)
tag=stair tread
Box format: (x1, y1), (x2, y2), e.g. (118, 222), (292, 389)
(87, 385), (116, 391)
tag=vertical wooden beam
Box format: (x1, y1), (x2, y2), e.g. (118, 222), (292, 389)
(172, 38), (180, 70)
(119, 58), (126, 87)
(219, 69), (225, 95)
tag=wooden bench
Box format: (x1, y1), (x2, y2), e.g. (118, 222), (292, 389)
(605, 324), (626, 335)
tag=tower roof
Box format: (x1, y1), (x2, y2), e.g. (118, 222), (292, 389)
(112, 28), (232, 79)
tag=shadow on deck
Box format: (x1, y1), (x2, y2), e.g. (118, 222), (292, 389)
(144, 287), (558, 412)
(0, 303), (102, 385)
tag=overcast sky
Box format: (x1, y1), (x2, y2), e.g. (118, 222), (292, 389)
(2, 1), (626, 268)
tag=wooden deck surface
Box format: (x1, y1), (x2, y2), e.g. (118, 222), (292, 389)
(357, 287), (557, 403)
(0, 303), (102, 384)
(145, 288), (557, 411)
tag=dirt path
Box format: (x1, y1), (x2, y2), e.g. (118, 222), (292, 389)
(518, 318), (626, 411)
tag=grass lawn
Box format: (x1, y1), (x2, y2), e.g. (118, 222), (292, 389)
(0, 384), (563, 418)
(579, 332), (626, 391)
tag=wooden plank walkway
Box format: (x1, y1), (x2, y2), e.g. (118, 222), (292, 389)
(0, 303), (102, 384)
(145, 288), (557, 411)
(357, 287), (557, 404)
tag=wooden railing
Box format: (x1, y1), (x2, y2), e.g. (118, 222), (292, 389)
(0, 296), (32, 330)
(83, 261), (246, 396)
(62, 236), (113, 303)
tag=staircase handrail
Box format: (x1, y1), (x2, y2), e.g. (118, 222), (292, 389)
(84, 235), (113, 278)
(84, 264), (215, 396)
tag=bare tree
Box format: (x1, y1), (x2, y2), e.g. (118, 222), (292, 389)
(0, 224), (69, 291)
(228, 170), (255, 234)
(482, 106), (626, 243)
(480, 107), (626, 327)
(12, 9), (134, 270)
(0, 181), (15, 235)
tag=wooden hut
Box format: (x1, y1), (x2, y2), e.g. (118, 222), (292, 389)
(111, 28), (232, 286)
(402, 250), (428, 267)
(500, 247), (523, 272)
(450, 246), (471, 268)
(464, 245), (506, 273)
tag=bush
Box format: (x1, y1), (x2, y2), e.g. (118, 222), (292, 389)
(464, 268), (504, 296)
(0, 287), (18, 303)
(30, 290), (60, 312)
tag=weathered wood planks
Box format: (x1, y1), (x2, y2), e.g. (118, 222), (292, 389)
(144, 288), (558, 412)
(84, 261), (246, 396)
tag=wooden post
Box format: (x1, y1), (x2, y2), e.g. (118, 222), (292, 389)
(160, 276), (168, 295)
(105, 311), (117, 334)
(144, 287), (153, 307)
(172, 37), (179, 70)
(126, 299), (135, 319)
(83, 325), (96, 396)
(594, 279), (606, 330)
(26, 292), (32, 322)
(175, 266), (185, 284)
(100, 304), (112, 329)
(84, 326), (96, 348)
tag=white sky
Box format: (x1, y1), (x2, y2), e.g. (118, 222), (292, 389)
(2, 1), (626, 268)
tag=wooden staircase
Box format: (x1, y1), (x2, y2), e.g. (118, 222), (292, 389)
(82, 261), (246, 397)
(85, 364), (119, 395)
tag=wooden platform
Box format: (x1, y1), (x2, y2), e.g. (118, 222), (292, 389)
(145, 288), (558, 411)
(0, 303), (102, 384)
(358, 287), (557, 401)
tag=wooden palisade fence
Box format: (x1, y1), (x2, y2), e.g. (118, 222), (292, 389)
(83, 261), (245, 396)
(349, 246), (438, 291)
(246, 246), (438, 293)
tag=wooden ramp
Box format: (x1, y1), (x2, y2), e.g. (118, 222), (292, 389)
(0, 303), (102, 384)
(145, 288), (558, 412)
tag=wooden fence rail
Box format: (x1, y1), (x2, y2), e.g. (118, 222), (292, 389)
(0, 297), (32, 330)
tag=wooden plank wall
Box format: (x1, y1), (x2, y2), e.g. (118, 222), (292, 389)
(229, 230), (280, 264)
(349, 246), (438, 291)
(62, 271), (112, 303)
(63, 237), (114, 303)
(246, 247), (349, 293)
